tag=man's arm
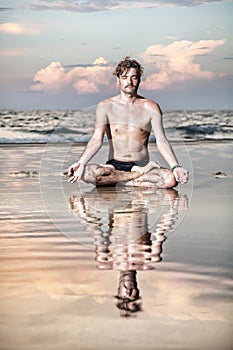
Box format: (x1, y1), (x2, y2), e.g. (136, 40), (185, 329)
(150, 103), (188, 184)
(68, 101), (108, 183)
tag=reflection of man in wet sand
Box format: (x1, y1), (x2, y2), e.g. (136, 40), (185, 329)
(69, 188), (187, 270)
(68, 57), (188, 188)
(116, 270), (141, 317)
(69, 187), (188, 316)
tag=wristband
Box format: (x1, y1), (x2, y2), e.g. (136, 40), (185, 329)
(172, 164), (182, 172)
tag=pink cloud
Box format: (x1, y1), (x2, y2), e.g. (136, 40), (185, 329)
(140, 39), (226, 90)
(31, 40), (226, 95)
(31, 62), (69, 91)
(31, 58), (114, 94)
(0, 23), (24, 34)
(0, 22), (43, 35)
(0, 49), (29, 56)
(27, 0), (222, 12)
(73, 79), (99, 94)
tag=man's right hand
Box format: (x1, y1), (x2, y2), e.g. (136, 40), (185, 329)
(68, 162), (85, 183)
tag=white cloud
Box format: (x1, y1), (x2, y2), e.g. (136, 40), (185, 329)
(164, 36), (180, 41)
(140, 39), (226, 90)
(26, 0), (224, 12)
(93, 57), (109, 65)
(31, 58), (114, 94)
(0, 22), (43, 35)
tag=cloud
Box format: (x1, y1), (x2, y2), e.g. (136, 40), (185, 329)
(92, 57), (109, 65)
(26, 0), (224, 12)
(140, 39), (226, 90)
(32, 62), (69, 91)
(0, 49), (29, 56)
(31, 40), (227, 95)
(164, 36), (180, 41)
(31, 57), (114, 94)
(0, 7), (14, 11)
(0, 22), (44, 35)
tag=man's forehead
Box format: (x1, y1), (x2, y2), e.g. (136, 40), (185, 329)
(121, 68), (138, 76)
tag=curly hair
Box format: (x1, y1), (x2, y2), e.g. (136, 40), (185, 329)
(113, 56), (144, 78)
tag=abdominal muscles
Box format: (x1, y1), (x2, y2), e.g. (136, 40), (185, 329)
(111, 138), (149, 162)
(107, 123), (150, 162)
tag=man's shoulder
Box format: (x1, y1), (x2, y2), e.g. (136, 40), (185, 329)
(98, 95), (119, 107)
(138, 96), (162, 114)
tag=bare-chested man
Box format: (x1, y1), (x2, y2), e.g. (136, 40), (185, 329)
(68, 57), (189, 188)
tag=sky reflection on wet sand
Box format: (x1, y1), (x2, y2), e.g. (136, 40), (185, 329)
(0, 143), (232, 350)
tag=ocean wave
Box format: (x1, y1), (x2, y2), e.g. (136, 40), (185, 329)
(0, 109), (232, 143)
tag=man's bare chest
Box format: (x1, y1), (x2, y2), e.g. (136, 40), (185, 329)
(106, 107), (152, 134)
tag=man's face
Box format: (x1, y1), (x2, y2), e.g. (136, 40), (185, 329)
(118, 68), (140, 95)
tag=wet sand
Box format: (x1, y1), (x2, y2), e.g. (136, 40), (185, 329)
(0, 142), (232, 350)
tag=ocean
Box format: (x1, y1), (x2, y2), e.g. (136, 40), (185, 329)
(0, 109), (232, 143)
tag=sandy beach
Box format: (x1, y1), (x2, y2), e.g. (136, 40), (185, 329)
(0, 142), (232, 350)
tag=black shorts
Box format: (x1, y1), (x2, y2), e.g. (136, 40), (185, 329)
(106, 159), (149, 172)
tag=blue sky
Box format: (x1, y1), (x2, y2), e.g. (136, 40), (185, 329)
(0, 0), (232, 110)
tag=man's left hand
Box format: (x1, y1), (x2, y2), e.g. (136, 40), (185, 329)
(173, 167), (189, 184)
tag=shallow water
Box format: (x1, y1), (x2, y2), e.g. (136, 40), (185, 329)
(0, 143), (232, 350)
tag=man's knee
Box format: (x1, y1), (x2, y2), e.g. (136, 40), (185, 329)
(164, 172), (177, 188)
(82, 164), (99, 184)
(96, 166), (113, 177)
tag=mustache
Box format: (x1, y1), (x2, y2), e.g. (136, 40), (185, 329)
(126, 84), (136, 88)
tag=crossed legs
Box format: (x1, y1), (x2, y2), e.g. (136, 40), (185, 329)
(81, 161), (177, 189)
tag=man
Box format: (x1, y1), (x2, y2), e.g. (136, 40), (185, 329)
(68, 57), (188, 188)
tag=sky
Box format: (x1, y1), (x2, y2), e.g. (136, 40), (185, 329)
(0, 0), (232, 110)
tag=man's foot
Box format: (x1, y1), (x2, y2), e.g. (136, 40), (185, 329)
(124, 178), (158, 188)
(100, 164), (115, 170)
(131, 160), (160, 174)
